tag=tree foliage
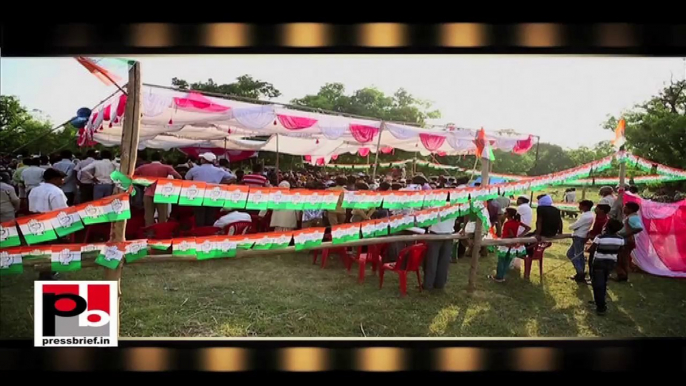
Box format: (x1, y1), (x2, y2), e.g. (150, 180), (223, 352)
(604, 79), (686, 169)
(0, 95), (79, 156)
(171, 75), (281, 100)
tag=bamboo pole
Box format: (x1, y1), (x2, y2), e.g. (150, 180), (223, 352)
(104, 61), (142, 334)
(468, 157), (490, 292)
(29, 234), (572, 270)
(370, 123), (385, 183)
(275, 134), (280, 179)
(617, 153), (627, 221)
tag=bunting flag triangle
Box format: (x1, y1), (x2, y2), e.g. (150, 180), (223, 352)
(75, 57), (123, 86)
(154, 179), (183, 204)
(51, 244), (82, 272)
(0, 248), (24, 275)
(95, 243), (126, 270)
(0, 221), (21, 248)
(50, 207), (85, 237)
(16, 214), (58, 245)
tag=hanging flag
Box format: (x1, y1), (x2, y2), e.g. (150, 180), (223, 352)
(245, 187), (273, 210)
(22, 246), (53, 260)
(51, 244), (82, 272)
(173, 238), (197, 256)
(0, 221), (21, 248)
(374, 218), (390, 237)
(300, 191), (324, 210)
(132, 176), (157, 187)
(179, 181), (207, 206)
(77, 194), (131, 224)
(331, 224), (360, 244)
(474, 127), (496, 161)
(154, 179), (183, 204)
(294, 227), (326, 251)
(211, 235), (239, 258)
(124, 240), (148, 263)
(202, 183), (229, 207)
(74, 57), (123, 86)
(407, 191), (426, 208)
(320, 190), (342, 211)
(415, 208), (441, 228)
(223, 185), (250, 209)
(360, 220), (377, 239)
(17, 214), (58, 245)
(271, 231), (293, 249)
(95, 243), (125, 270)
(0, 248), (24, 276)
(612, 118), (627, 149)
(50, 207), (85, 237)
(268, 188), (293, 210)
(196, 237), (221, 260)
(252, 234), (274, 250)
(149, 239), (172, 251)
(234, 234), (259, 250)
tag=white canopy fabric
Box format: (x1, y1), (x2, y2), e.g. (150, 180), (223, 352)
(82, 84), (535, 157)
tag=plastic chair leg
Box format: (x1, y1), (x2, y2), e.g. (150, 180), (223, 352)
(321, 249), (329, 269)
(312, 250), (319, 265)
(524, 258), (533, 279)
(358, 257), (366, 284)
(379, 268), (385, 289)
(416, 270), (422, 291)
(399, 271), (408, 296)
(539, 258), (543, 278)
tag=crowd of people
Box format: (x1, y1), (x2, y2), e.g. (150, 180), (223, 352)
(1, 150), (646, 314)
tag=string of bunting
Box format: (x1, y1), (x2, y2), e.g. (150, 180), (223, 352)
(0, 201), (489, 276)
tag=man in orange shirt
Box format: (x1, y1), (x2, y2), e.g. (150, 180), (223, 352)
(134, 152), (182, 226)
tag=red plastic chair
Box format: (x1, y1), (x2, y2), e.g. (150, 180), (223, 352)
(312, 233), (350, 269)
(125, 215), (146, 240)
(346, 243), (389, 283)
(182, 226), (222, 237)
(83, 223), (112, 243)
(137, 221), (180, 240)
(225, 221), (253, 235)
(379, 244), (428, 296)
(524, 242), (552, 279)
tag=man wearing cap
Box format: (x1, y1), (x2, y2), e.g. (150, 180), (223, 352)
(185, 152), (236, 226)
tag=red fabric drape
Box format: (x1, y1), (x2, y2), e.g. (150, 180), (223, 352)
(513, 135), (535, 154)
(358, 147), (370, 157)
(350, 124), (379, 144)
(173, 92), (230, 113)
(419, 133), (446, 151)
(276, 114), (318, 130)
(381, 146), (394, 154)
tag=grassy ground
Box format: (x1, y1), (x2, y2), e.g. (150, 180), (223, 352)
(2, 213), (685, 338)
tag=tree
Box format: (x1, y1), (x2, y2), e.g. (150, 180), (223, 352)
(291, 83), (440, 125)
(171, 75), (281, 100)
(604, 79), (686, 169)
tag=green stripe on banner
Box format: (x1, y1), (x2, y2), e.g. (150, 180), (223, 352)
(52, 261), (81, 272)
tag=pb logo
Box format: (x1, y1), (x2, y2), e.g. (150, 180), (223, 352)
(34, 281), (118, 347)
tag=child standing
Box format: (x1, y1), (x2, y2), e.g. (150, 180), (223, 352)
(567, 200), (595, 283)
(489, 208), (530, 283)
(587, 219), (625, 315)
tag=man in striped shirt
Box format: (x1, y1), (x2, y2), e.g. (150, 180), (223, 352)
(242, 163), (270, 187)
(587, 219), (625, 315)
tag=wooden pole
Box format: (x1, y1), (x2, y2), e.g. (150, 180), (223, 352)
(617, 153), (627, 221)
(468, 157), (489, 292)
(371, 123), (384, 183)
(104, 61), (142, 334)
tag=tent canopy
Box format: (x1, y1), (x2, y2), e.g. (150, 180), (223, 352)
(80, 84), (536, 158)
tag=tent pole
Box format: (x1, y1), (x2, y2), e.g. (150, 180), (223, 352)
(529, 135), (541, 203)
(371, 123), (384, 183)
(104, 61), (142, 335)
(617, 148), (627, 221)
(275, 134), (280, 182)
(468, 156), (490, 292)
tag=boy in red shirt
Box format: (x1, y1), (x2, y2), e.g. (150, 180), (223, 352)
(586, 203), (610, 272)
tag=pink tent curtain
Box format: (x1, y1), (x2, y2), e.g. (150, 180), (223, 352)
(277, 114), (318, 130)
(173, 92), (230, 113)
(358, 147), (370, 157)
(513, 135), (535, 154)
(381, 146), (394, 154)
(419, 133), (446, 151)
(624, 193), (686, 278)
(350, 124), (379, 144)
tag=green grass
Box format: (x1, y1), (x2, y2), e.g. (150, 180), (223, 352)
(2, 215), (685, 338)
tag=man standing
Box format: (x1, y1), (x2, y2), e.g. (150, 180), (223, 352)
(516, 196), (533, 236)
(185, 152), (236, 227)
(567, 200), (595, 283)
(135, 152), (183, 226)
(28, 168), (69, 214)
(75, 149), (97, 203)
(615, 202), (643, 282)
(424, 208), (456, 291)
(52, 150), (77, 206)
(495, 194), (510, 236)
(80, 150), (118, 200)
(242, 163), (270, 187)
(20, 158), (45, 194)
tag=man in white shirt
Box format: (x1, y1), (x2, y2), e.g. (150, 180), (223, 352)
(598, 186), (615, 207)
(423, 186), (456, 291)
(213, 210), (252, 230)
(567, 200), (595, 283)
(75, 149), (97, 203)
(516, 196), (533, 235)
(52, 150), (77, 206)
(28, 168), (69, 213)
(21, 157), (45, 193)
(80, 150), (118, 200)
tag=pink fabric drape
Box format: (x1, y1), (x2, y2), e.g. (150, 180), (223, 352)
(331, 154), (339, 161)
(350, 124), (379, 144)
(419, 133), (446, 151)
(173, 92), (230, 113)
(358, 147), (370, 157)
(276, 114), (318, 130)
(115, 94), (127, 122)
(381, 146), (394, 154)
(624, 193), (686, 277)
(102, 105), (111, 121)
(513, 135), (535, 154)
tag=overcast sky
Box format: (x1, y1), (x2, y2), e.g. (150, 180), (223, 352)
(2, 55), (684, 148)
